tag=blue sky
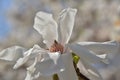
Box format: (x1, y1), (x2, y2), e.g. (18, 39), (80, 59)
(0, 0), (12, 39)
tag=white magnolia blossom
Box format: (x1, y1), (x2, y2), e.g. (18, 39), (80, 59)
(1, 7), (120, 80)
(0, 8), (78, 80)
(69, 41), (120, 80)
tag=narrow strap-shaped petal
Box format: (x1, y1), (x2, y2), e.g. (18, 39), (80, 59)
(0, 46), (26, 61)
(78, 41), (119, 55)
(57, 8), (77, 45)
(33, 12), (58, 48)
(25, 58), (38, 80)
(57, 53), (78, 80)
(68, 43), (108, 64)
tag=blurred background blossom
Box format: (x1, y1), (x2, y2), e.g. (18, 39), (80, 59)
(0, 0), (120, 80)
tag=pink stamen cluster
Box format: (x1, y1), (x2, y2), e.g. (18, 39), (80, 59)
(49, 40), (64, 53)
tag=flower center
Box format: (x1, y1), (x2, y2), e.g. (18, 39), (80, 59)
(49, 40), (64, 53)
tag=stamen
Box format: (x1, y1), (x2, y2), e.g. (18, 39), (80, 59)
(49, 40), (64, 53)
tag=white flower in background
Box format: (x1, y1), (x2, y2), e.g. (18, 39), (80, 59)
(69, 41), (120, 80)
(0, 8), (78, 80)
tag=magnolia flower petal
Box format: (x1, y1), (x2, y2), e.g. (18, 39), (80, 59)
(25, 71), (33, 80)
(78, 41), (120, 60)
(71, 42), (120, 80)
(58, 8), (77, 45)
(33, 11), (58, 48)
(77, 61), (92, 79)
(79, 58), (104, 80)
(77, 61), (89, 76)
(68, 43), (108, 64)
(48, 52), (65, 72)
(79, 58), (119, 80)
(78, 41), (118, 55)
(35, 52), (64, 76)
(25, 58), (38, 80)
(58, 53), (78, 80)
(82, 58), (117, 80)
(14, 45), (45, 69)
(35, 59), (55, 75)
(14, 47), (34, 69)
(69, 43), (107, 80)
(25, 55), (53, 80)
(83, 48), (120, 80)
(0, 46), (26, 61)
